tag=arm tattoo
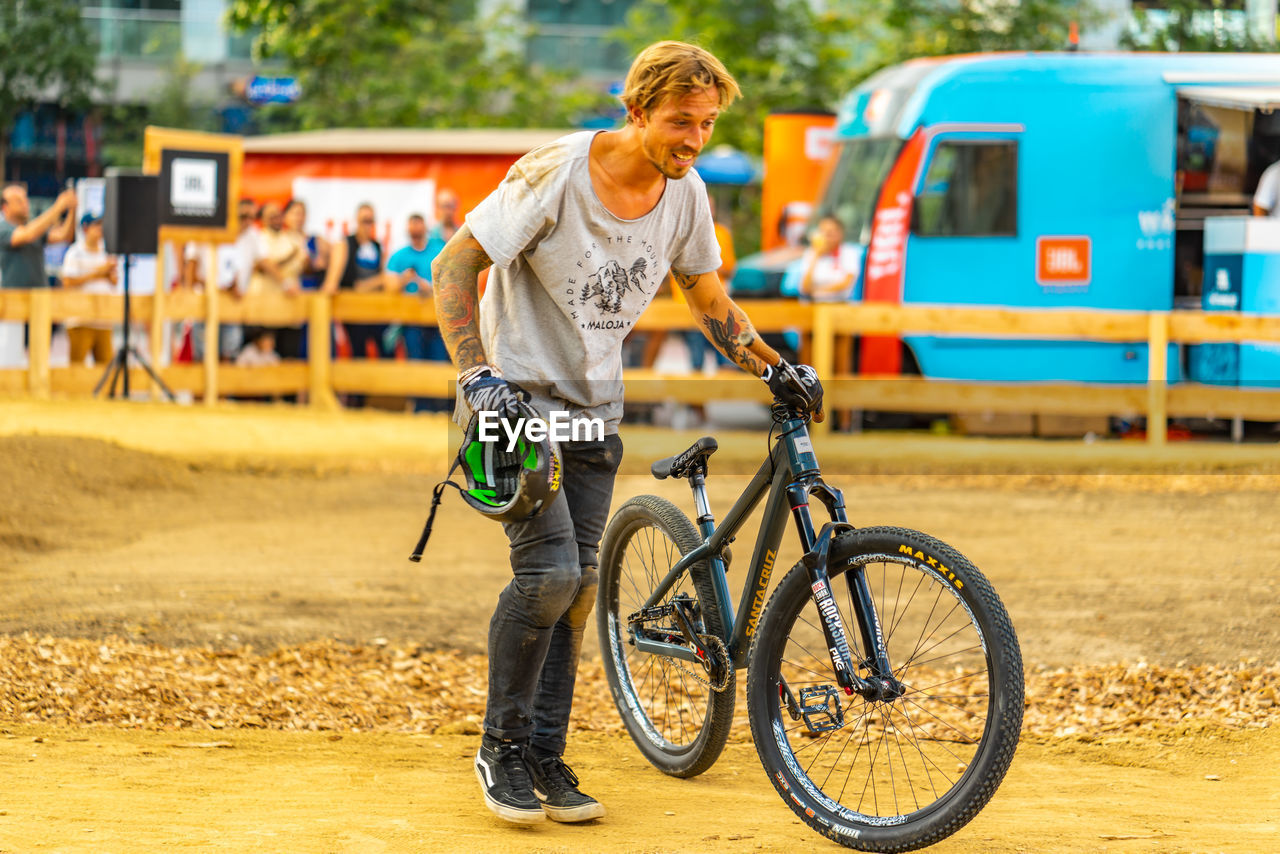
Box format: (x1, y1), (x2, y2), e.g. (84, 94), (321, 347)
(702, 308), (766, 376)
(671, 270), (700, 291)
(432, 227), (493, 372)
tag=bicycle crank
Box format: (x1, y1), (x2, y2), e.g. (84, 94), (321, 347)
(628, 598), (732, 693)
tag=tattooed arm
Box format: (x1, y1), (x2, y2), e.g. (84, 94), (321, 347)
(431, 224), (492, 374)
(674, 269), (779, 377)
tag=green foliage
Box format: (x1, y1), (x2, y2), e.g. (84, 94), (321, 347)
(616, 1), (865, 156)
(1122, 0), (1276, 52)
(856, 0), (1094, 68)
(226, 0), (613, 130)
(615, 0), (1097, 156)
(0, 0), (98, 168)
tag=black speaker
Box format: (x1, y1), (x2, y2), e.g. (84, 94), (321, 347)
(104, 170), (159, 255)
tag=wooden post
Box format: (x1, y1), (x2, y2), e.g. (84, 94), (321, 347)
(309, 293), (338, 409)
(1147, 312), (1168, 447)
(810, 304), (833, 435)
(27, 288), (52, 399)
(150, 241), (168, 396)
(203, 244), (219, 406)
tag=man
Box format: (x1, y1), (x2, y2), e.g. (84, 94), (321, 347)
(431, 41), (823, 826)
(59, 213), (119, 365)
(426, 188), (460, 252)
(248, 200), (305, 360)
(1, 184), (77, 364)
(0, 184), (77, 289)
(1254, 158), (1280, 217)
(182, 197), (258, 361)
(388, 212), (435, 295)
(388, 211), (450, 412)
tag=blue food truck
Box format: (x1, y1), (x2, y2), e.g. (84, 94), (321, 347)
(733, 52), (1280, 384)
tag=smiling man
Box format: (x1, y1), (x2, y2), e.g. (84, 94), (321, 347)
(430, 40), (824, 827)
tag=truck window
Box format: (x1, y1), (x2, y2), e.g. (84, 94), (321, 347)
(914, 141), (1018, 237)
(815, 138), (900, 245)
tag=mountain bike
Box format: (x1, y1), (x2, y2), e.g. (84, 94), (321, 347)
(596, 402), (1024, 851)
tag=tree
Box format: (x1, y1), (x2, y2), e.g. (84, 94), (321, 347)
(1122, 0), (1276, 52)
(226, 0), (613, 131)
(616, 1), (864, 157)
(616, 1), (1100, 156)
(856, 0), (1095, 69)
(0, 0), (98, 180)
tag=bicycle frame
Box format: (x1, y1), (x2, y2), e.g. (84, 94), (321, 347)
(633, 413), (900, 699)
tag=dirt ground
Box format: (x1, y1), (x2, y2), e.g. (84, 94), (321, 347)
(1, 400), (1279, 853)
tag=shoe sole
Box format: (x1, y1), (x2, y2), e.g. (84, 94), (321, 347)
(475, 765), (545, 824)
(539, 799), (605, 823)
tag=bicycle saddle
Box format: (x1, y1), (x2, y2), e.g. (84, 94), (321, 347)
(651, 436), (718, 480)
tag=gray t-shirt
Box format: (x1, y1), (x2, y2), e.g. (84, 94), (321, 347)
(465, 131), (721, 431)
(0, 219), (47, 288)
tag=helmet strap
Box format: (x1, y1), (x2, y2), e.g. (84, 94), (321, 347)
(408, 452), (465, 562)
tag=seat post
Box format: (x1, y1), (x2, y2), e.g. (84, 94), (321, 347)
(688, 467), (714, 534)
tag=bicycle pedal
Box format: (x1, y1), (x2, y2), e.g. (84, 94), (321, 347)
(799, 685), (846, 734)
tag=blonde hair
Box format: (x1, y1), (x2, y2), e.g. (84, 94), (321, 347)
(620, 41), (740, 121)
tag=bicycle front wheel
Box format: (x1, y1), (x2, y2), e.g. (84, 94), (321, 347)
(746, 526), (1023, 851)
(597, 495), (735, 778)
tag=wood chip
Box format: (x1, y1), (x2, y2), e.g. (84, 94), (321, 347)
(2, 635), (1277, 742)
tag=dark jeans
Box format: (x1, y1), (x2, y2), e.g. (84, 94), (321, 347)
(485, 433), (624, 755)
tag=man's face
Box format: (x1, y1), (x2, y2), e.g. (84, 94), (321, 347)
(356, 207), (375, 238)
(2, 187), (29, 223)
(407, 217), (427, 242)
(85, 221), (103, 244)
(436, 194), (458, 226)
(635, 87), (720, 180)
(262, 203), (283, 231)
(238, 203), (255, 231)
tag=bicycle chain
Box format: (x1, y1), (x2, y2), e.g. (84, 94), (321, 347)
(666, 632), (732, 694)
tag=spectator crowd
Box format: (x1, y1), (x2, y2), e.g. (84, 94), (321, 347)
(1, 181), (787, 414)
(0, 183), (467, 409)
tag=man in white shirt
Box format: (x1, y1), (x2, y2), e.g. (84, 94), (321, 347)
(1253, 159), (1280, 217)
(183, 198), (258, 361)
(59, 213), (119, 365)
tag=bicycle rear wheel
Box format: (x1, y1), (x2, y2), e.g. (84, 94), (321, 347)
(597, 495), (735, 778)
(746, 526), (1023, 851)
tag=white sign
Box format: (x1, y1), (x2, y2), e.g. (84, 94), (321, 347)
(290, 177), (440, 257)
(804, 126), (835, 162)
(170, 157), (218, 216)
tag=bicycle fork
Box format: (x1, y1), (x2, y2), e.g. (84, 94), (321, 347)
(788, 482), (905, 707)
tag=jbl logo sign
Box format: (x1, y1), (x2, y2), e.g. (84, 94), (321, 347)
(1036, 236), (1091, 286)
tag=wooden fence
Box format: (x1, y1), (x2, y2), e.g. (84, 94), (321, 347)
(4, 287), (1280, 446)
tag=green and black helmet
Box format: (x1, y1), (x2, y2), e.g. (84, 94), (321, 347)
(408, 401), (563, 562)
(457, 400), (562, 523)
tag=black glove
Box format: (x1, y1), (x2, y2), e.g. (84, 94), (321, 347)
(762, 358), (824, 421)
(462, 368), (521, 419)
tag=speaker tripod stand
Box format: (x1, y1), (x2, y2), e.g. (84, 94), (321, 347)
(94, 252), (176, 401)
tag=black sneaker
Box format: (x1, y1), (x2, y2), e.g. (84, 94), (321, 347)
(526, 748), (605, 822)
(474, 735), (544, 824)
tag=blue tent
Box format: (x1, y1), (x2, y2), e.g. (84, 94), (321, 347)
(695, 146), (759, 185)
